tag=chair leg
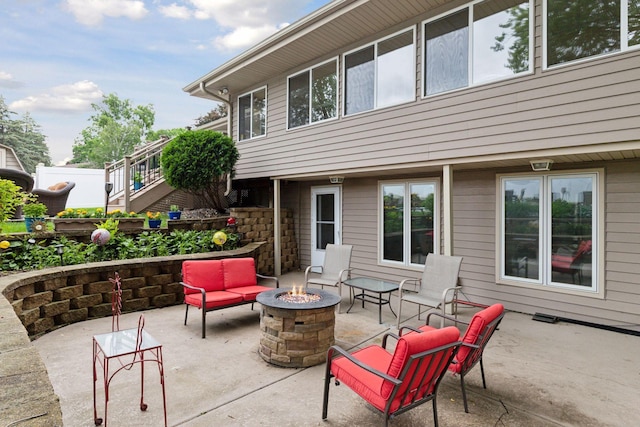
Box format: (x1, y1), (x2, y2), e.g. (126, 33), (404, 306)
(396, 300), (403, 330)
(460, 374), (469, 413)
(432, 396), (439, 427)
(322, 367), (333, 419)
(184, 304), (189, 325)
(480, 357), (487, 389)
(201, 309), (206, 339)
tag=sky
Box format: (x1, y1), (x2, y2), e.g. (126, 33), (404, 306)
(0, 0), (332, 165)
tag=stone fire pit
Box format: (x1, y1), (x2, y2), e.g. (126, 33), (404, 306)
(256, 288), (341, 368)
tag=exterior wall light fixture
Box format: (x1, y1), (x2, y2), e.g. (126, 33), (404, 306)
(530, 159), (553, 171)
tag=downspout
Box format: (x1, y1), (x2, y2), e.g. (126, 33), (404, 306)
(199, 81), (234, 196)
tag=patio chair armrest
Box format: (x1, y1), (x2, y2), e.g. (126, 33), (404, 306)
(381, 331), (401, 348)
(180, 282), (206, 295)
(327, 345), (400, 385)
(398, 326), (422, 336)
(257, 274), (280, 288)
(440, 285), (462, 303)
(398, 278), (420, 294)
(304, 265), (323, 282)
(425, 311), (469, 327)
(337, 267), (352, 283)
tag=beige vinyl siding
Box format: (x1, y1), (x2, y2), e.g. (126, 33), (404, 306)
(232, 48), (640, 181)
(451, 162), (640, 330)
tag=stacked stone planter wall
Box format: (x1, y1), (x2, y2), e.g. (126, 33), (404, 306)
(0, 242), (264, 426)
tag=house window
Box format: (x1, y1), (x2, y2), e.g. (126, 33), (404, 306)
(424, 0), (532, 96)
(380, 181), (438, 266)
(344, 28), (415, 115)
(287, 59), (337, 129)
(238, 87), (266, 140)
(545, 0), (640, 68)
(500, 172), (598, 293)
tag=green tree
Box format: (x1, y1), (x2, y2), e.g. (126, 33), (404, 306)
(146, 128), (188, 141)
(194, 104), (228, 127)
(71, 93), (154, 168)
(161, 130), (239, 210)
(0, 96), (51, 173)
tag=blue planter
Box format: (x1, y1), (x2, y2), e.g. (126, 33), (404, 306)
(148, 219), (161, 229)
(25, 217), (46, 232)
(168, 211), (181, 220)
(134, 182), (144, 190)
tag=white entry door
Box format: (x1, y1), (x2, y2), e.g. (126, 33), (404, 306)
(310, 186), (342, 270)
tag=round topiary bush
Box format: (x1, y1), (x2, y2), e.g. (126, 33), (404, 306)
(161, 130), (239, 211)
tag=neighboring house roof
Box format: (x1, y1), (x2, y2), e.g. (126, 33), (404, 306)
(195, 116), (228, 133)
(184, 0), (435, 98)
(0, 143), (26, 171)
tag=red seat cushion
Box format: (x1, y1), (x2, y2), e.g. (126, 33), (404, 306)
(332, 326), (459, 414)
(184, 291), (243, 309)
(182, 260), (224, 293)
(222, 258), (258, 289)
(453, 303), (504, 369)
(229, 285), (272, 301)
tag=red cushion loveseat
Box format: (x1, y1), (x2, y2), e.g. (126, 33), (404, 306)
(181, 258), (279, 338)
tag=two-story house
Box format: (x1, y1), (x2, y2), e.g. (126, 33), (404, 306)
(184, 0), (640, 332)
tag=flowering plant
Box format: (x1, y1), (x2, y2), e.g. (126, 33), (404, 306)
(106, 209), (138, 218)
(146, 211), (161, 220)
(56, 208), (103, 218)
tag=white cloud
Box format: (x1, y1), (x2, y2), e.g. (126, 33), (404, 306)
(63, 0), (148, 26)
(159, 3), (192, 20)
(9, 80), (103, 113)
(0, 71), (24, 89)
(213, 25), (284, 51)
(162, 0), (308, 50)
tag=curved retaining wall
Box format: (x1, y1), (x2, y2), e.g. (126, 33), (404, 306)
(0, 242), (265, 427)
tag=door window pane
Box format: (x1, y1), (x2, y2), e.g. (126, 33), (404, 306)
(238, 94), (251, 141)
(547, 0), (621, 66)
(473, 0), (530, 84)
(410, 184), (435, 265)
(550, 176), (593, 287)
(425, 9), (469, 95)
(316, 194), (335, 250)
(503, 179), (540, 280)
(382, 184), (404, 262)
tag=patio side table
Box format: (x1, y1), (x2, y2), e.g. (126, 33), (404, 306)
(343, 277), (399, 324)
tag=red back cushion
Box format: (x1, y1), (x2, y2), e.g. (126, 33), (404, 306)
(181, 260), (224, 294)
(222, 258), (257, 289)
(382, 326), (459, 399)
(457, 303), (504, 362)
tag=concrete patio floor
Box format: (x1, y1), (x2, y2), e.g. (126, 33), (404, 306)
(34, 271), (640, 426)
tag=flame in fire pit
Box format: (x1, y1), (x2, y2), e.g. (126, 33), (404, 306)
(277, 285), (321, 304)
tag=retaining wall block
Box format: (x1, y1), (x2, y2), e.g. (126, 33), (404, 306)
(22, 291), (53, 311)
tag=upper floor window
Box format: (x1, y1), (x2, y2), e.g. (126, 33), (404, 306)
(344, 28), (415, 116)
(545, 0), (640, 68)
(287, 59), (338, 129)
(238, 87), (266, 140)
(424, 0), (532, 96)
(499, 172), (600, 294)
(380, 181), (438, 267)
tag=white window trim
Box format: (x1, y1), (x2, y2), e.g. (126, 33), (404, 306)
(378, 179), (440, 269)
(342, 26), (417, 118)
(286, 57), (339, 130)
(495, 169), (605, 299)
(542, 0), (640, 70)
(421, 0), (534, 99)
(237, 86), (267, 141)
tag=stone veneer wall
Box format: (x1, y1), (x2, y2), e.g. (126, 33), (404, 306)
(230, 207), (299, 275)
(0, 242), (264, 427)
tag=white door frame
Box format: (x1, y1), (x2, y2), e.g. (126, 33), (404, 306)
(310, 185), (342, 269)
